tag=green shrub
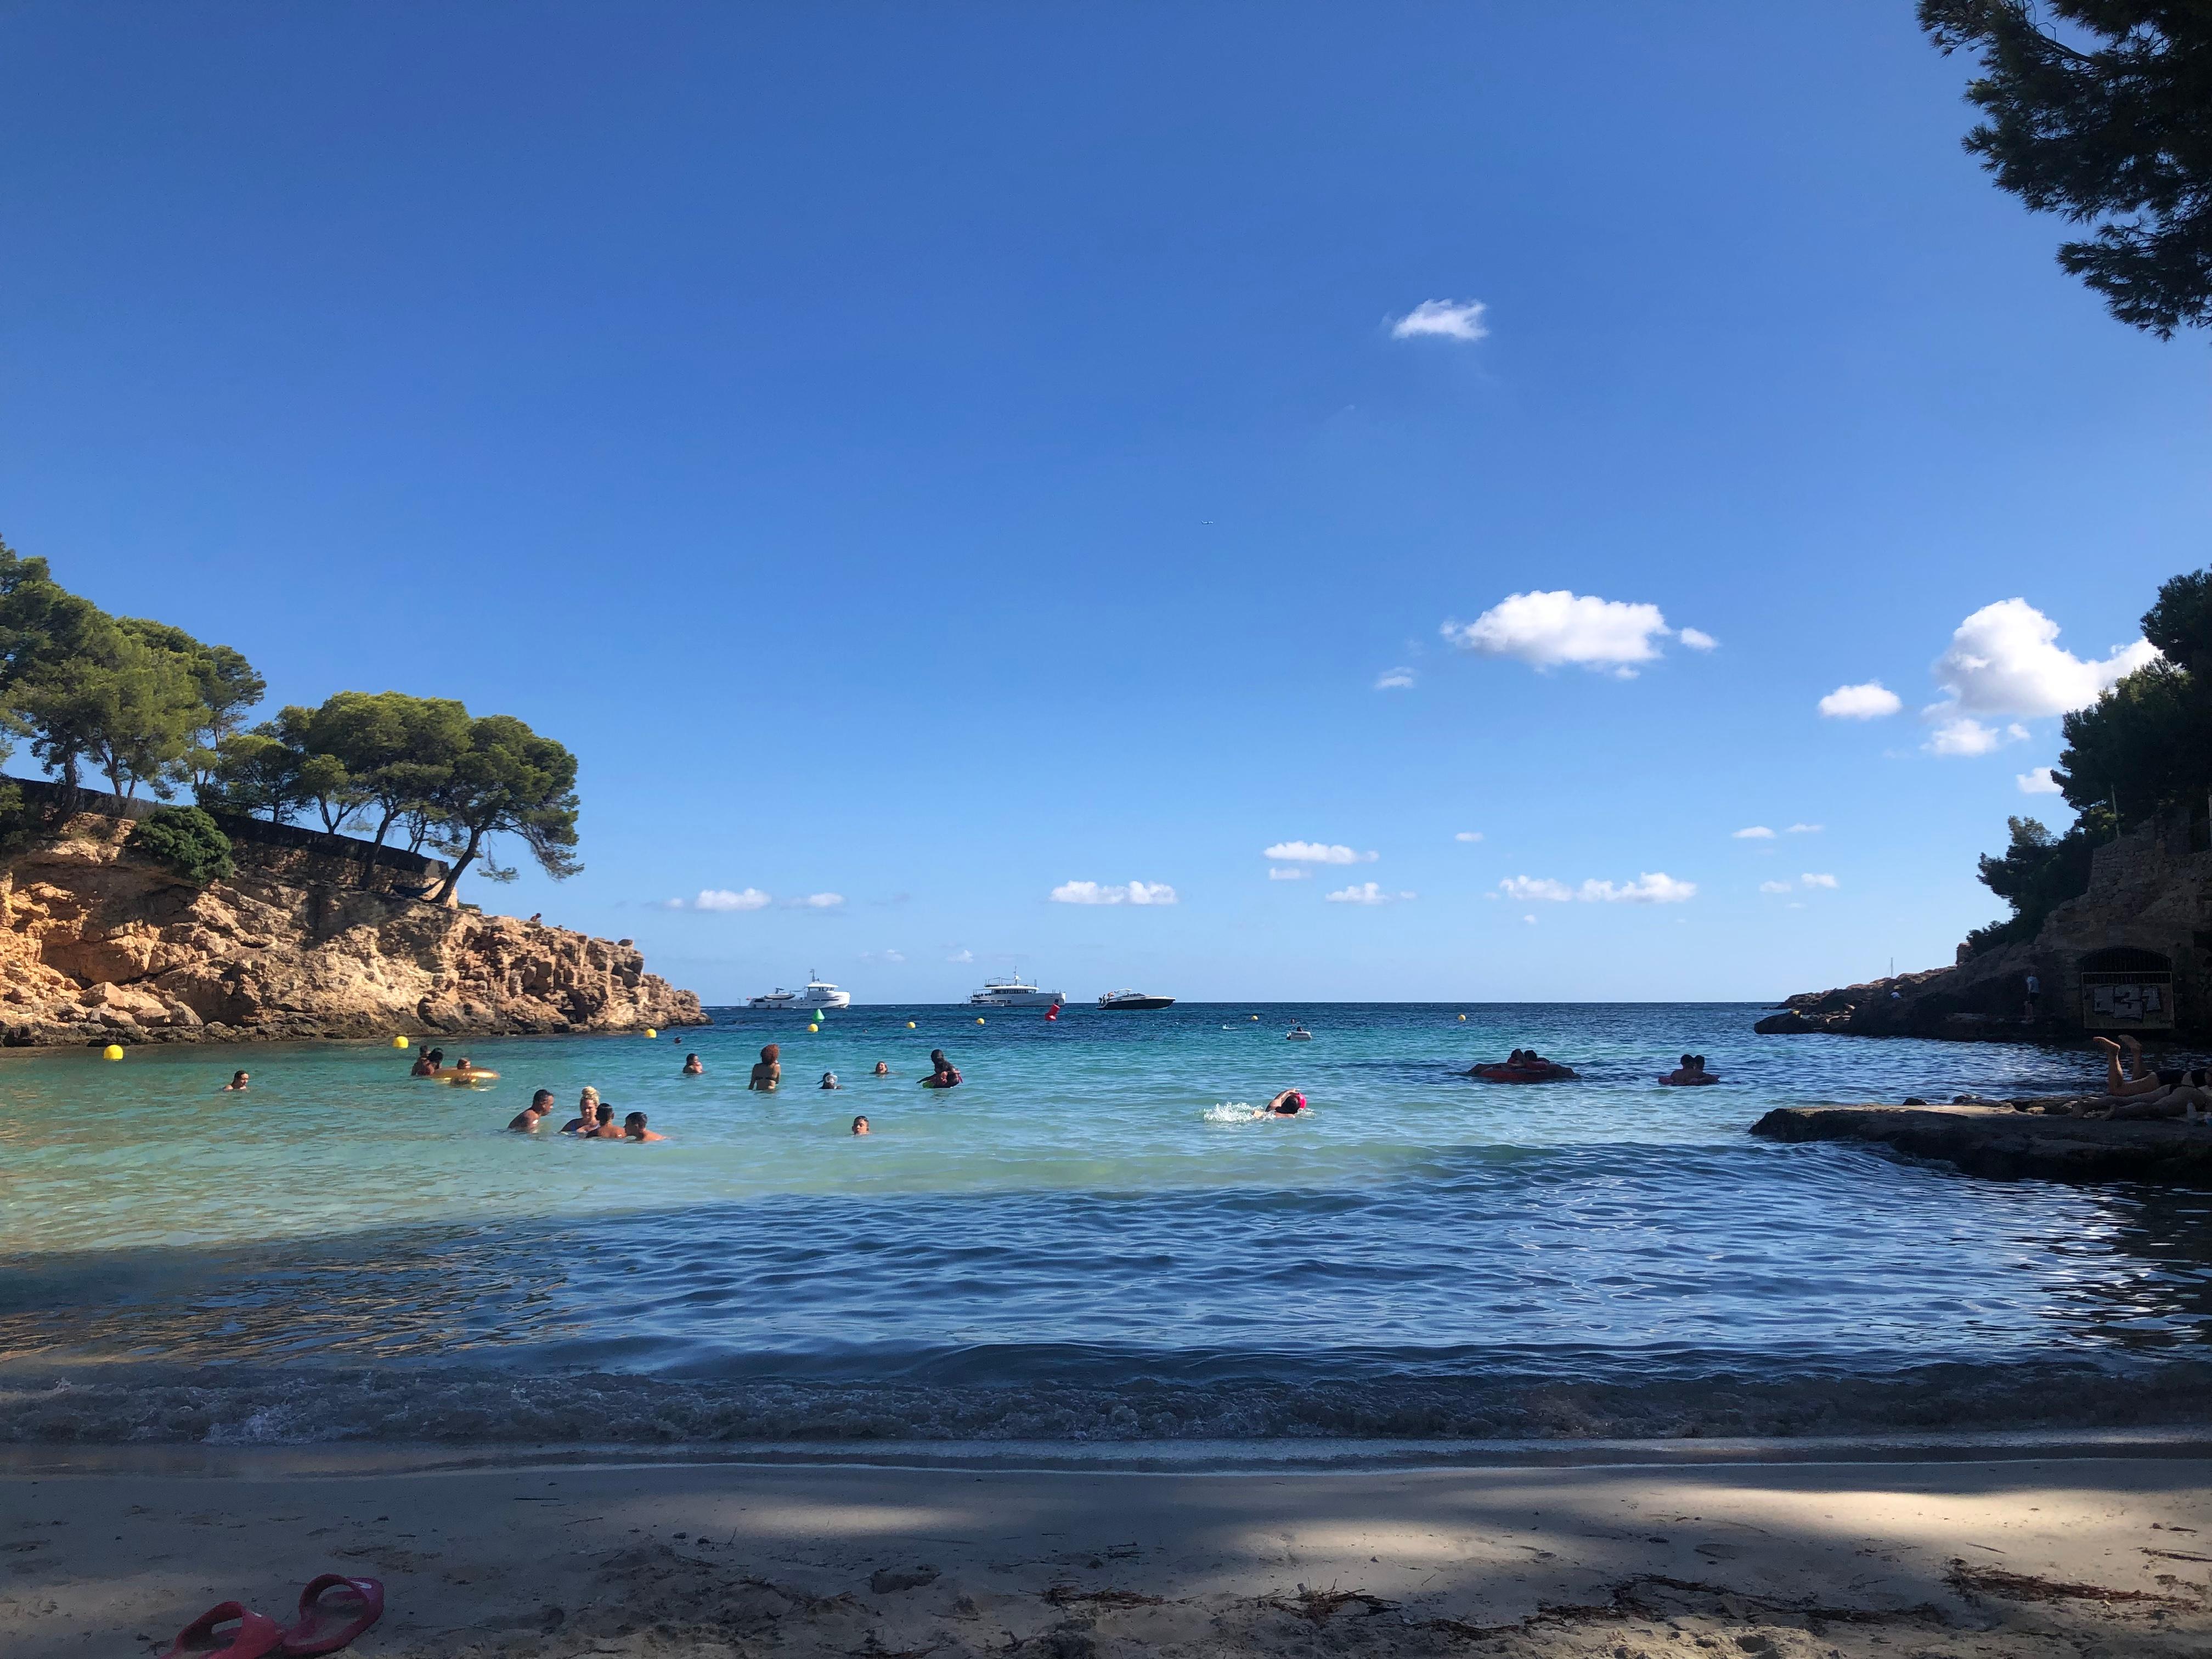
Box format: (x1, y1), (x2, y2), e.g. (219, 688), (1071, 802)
(128, 805), (234, 885)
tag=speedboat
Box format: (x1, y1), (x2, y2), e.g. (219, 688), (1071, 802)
(1285, 1023), (1313, 1041)
(969, 976), (1064, 1008)
(746, 988), (795, 1008)
(1098, 990), (1175, 1010)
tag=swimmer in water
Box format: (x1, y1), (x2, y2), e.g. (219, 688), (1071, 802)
(1658, 1053), (1719, 1086)
(220, 1070), (250, 1092)
(410, 1047), (445, 1077)
(820, 1071), (840, 1090)
(919, 1049), (961, 1089)
(1256, 1089), (1307, 1117)
(451, 1057), (480, 1082)
(851, 1115), (870, 1135)
(584, 1103), (622, 1139)
(749, 1045), (781, 1092)
(681, 1053), (703, 1076)
(509, 1090), (555, 1131)
(622, 1110), (665, 1142)
(873, 1061), (889, 1076)
(560, 1087), (601, 1133)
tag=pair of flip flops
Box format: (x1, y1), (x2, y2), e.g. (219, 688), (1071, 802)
(161, 1575), (383, 1658)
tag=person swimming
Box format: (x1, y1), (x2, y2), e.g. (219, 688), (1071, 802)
(1256, 1089), (1307, 1117)
(509, 1090), (555, 1131)
(560, 1087), (601, 1133)
(584, 1103), (621, 1139)
(851, 1115), (870, 1135)
(873, 1061), (889, 1076)
(220, 1070), (250, 1092)
(681, 1053), (704, 1076)
(749, 1045), (781, 1092)
(919, 1050), (961, 1089)
(1659, 1053), (1719, 1086)
(622, 1110), (665, 1142)
(820, 1072), (840, 1090)
(410, 1047), (445, 1077)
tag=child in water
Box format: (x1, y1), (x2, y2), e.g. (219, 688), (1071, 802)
(681, 1053), (704, 1076)
(851, 1116), (870, 1136)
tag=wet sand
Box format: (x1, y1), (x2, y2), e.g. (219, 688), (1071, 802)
(4, 1452), (2210, 1657)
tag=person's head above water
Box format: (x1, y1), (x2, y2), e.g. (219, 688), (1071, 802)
(229, 1070), (249, 1087)
(820, 1072), (837, 1088)
(929, 1049), (946, 1065)
(851, 1115), (870, 1135)
(595, 1103), (614, 1125)
(873, 1060), (889, 1075)
(760, 1044), (780, 1064)
(531, 1089), (554, 1110)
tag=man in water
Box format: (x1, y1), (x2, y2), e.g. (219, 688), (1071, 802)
(509, 1090), (555, 1132)
(919, 1050), (961, 1089)
(1256, 1089), (1306, 1116)
(622, 1110), (665, 1142)
(584, 1103), (622, 1138)
(220, 1070), (250, 1092)
(851, 1115), (870, 1135)
(681, 1053), (704, 1076)
(410, 1047), (444, 1077)
(748, 1045), (781, 1092)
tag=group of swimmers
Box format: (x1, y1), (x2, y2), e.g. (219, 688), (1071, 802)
(507, 1086), (665, 1141)
(732, 1044), (960, 1094)
(409, 1048), (495, 1084)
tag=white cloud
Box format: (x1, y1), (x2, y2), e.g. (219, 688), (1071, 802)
(1818, 681), (1903, 720)
(1326, 882), (1414, 904)
(657, 898), (686, 910)
(1759, 880), (1793, 894)
(860, 949), (906, 964)
(1931, 598), (2155, 719)
(1786, 822), (1822, 834)
(1579, 872), (1696, 904)
(1268, 867), (1311, 881)
(1733, 826), (1775, 840)
(1390, 298), (1488, 342)
(693, 888), (772, 911)
(789, 893), (844, 909)
(1454, 831), (1483, 843)
(1374, 667), (1416, 691)
(1800, 872), (1839, 889)
(1678, 627), (1718, 651)
(1265, 841), (1378, 865)
(2017, 766), (2063, 795)
(1500, 876), (1575, 902)
(1522, 914), (1537, 924)
(1442, 590), (1677, 674)
(1924, 716), (2028, 757)
(946, 948), (974, 963)
(1050, 880), (1178, 906)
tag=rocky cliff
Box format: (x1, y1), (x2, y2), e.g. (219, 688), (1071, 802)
(0, 808), (703, 1046)
(1759, 809), (2212, 1040)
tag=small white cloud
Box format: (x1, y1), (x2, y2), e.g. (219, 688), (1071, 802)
(1932, 597), (2155, 719)
(1500, 876), (1574, 902)
(1786, 822), (1822, 834)
(1678, 627), (1718, 651)
(2017, 766), (2063, 795)
(1050, 880), (1178, 905)
(1818, 681), (1903, 720)
(658, 898), (686, 910)
(1787, 901), (1805, 910)
(1454, 831), (1483, 843)
(1443, 590), (1675, 673)
(1264, 841), (1378, 865)
(787, 892), (844, 909)
(1733, 826), (1775, 840)
(694, 888), (772, 911)
(1374, 667), (1417, 691)
(1801, 872), (1839, 889)
(1522, 914), (1537, 924)
(946, 948), (974, 963)
(1326, 881), (1409, 905)
(860, 949), (906, 964)
(1268, 867), (1312, 881)
(1579, 872), (1696, 904)
(1759, 880), (1793, 894)
(1390, 298), (1488, 342)
(1924, 716), (2025, 757)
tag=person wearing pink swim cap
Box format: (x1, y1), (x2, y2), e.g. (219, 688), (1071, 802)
(1259, 1089), (1307, 1116)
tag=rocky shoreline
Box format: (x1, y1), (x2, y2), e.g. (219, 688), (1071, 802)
(1752, 1103), (2212, 1184)
(0, 808), (702, 1047)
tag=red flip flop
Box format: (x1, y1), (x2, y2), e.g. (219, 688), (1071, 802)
(160, 1602), (284, 1659)
(279, 1575), (383, 1657)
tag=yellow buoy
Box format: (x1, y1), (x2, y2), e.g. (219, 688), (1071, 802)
(101, 1043), (123, 1060)
(907, 1021), (916, 1029)
(1458, 1014), (1467, 1021)
(976, 1017), (985, 1024)
(1250, 1014), (1259, 1021)
(393, 1034), (410, 1048)
(644, 1027), (657, 1039)
(808, 1023), (820, 1034)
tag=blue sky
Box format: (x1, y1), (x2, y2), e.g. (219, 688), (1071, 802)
(2, 4), (2205, 1004)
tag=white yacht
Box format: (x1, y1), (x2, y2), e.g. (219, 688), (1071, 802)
(968, 975), (1064, 1008)
(1098, 989), (1175, 1010)
(750, 973), (851, 1011)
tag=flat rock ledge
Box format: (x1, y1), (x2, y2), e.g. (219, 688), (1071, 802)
(1751, 1103), (2212, 1186)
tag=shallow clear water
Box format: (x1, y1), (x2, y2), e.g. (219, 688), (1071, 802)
(5, 1003), (2211, 1446)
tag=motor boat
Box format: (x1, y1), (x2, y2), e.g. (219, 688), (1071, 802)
(1098, 990), (1175, 1010)
(1285, 1023), (1313, 1041)
(969, 976), (1064, 1008)
(751, 974), (851, 1011)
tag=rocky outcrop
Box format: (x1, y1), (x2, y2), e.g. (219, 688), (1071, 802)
(1752, 1103), (2212, 1186)
(0, 810), (703, 1046)
(1760, 809), (2212, 1040)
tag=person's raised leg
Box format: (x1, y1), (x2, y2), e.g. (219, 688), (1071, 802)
(2094, 1036), (2125, 1093)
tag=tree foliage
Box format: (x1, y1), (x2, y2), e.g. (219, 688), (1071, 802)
(127, 805), (236, 887)
(2053, 566), (2212, 818)
(427, 715), (582, 903)
(1920, 2), (2212, 336)
(1969, 809), (2113, 953)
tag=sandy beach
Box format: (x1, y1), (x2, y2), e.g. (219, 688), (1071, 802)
(4, 1451), (2209, 1658)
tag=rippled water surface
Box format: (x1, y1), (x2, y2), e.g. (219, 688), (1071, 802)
(5, 1003), (2211, 1445)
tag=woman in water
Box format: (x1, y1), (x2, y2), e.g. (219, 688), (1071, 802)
(410, 1047), (444, 1077)
(919, 1050), (961, 1089)
(560, 1087), (601, 1133)
(749, 1045), (781, 1092)
(872, 1061), (889, 1076)
(851, 1115), (870, 1136)
(681, 1053), (704, 1076)
(220, 1070), (250, 1092)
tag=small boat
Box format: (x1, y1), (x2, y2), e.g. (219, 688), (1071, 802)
(969, 977), (1064, 1008)
(750, 974), (850, 1011)
(1098, 990), (1175, 1010)
(1285, 1023), (1313, 1041)
(746, 988), (795, 1008)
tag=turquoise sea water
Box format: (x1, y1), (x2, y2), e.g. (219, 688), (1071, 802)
(5, 1002), (2212, 1447)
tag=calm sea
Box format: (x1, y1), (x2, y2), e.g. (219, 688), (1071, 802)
(4, 1002), (2210, 1451)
